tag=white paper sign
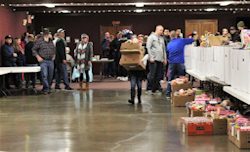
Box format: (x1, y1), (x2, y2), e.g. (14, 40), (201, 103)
(237, 130), (240, 141)
(74, 39), (79, 43)
(182, 124), (186, 133)
(66, 36), (71, 43)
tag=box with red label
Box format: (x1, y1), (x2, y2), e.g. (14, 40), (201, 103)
(181, 117), (213, 136)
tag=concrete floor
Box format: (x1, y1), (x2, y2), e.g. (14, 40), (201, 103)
(0, 89), (248, 152)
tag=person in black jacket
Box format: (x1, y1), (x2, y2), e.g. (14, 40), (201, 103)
(230, 26), (241, 42)
(25, 34), (37, 88)
(1, 35), (19, 89)
(55, 28), (72, 90)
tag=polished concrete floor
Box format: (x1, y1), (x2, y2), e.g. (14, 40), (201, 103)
(0, 89), (248, 152)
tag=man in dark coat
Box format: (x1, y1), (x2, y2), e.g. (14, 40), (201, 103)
(54, 28), (72, 90)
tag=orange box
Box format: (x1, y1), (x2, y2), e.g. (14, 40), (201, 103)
(182, 121), (213, 136)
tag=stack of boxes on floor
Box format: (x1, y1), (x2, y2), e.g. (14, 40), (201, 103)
(171, 77), (194, 107)
(170, 77), (250, 149)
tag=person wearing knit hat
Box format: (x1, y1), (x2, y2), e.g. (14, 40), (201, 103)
(237, 21), (245, 31)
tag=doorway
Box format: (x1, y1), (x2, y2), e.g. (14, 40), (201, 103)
(185, 19), (218, 37)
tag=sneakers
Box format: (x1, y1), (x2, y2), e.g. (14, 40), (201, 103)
(166, 95), (171, 100)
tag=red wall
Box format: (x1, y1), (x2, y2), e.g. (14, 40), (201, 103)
(0, 6), (26, 45)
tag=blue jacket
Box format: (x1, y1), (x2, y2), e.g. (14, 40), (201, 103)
(167, 38), (193, 64)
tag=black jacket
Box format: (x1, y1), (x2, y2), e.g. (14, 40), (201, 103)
(231, 33), (241, 42)
(25, 41), (37, 64)
(1, 43), (16, 67)
(55, 38), (66, 64)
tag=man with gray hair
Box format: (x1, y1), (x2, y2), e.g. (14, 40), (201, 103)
(146, 25), (167, 93)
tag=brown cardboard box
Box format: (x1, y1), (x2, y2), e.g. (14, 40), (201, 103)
(188, 109), (204, 117)
(208, 36), (228, 46)
(120, 42), (142, 50)
(234, 130), (250, 149)
(172, 94), (195, 107)
(213, 118), (227, 135)
(171, 83), (192, 93)
(119, 42), (145, 71)
(119, 53), (145, 71)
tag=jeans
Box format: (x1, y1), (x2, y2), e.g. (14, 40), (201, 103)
(55, 63), (70, 88)
(40, 60), (54, 92)
(148, 61), (163, 92)
(25, 64), (38, 88)
(130, 74), (142, 101)
(166, 63), (186, 96)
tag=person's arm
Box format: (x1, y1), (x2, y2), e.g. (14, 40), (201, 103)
(183, 38), (194, 45)
(89, 42), (94, 61)
(146, 36), (154, 62)
(163, 42), (167, 65)
(32, 40), (43, 62)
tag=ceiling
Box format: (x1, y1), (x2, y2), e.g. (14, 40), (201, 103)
(1, 0), (250, 14)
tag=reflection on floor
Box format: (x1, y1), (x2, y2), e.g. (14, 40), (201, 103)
(0, 89), (248, 152)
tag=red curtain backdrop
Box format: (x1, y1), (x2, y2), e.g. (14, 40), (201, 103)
(0, 6), (26, 45)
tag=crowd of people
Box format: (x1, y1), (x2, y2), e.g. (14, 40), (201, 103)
(0, 28), (93, 94)
(0, 22), (245, 99)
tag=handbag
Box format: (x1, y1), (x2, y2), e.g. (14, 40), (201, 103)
(72, 66), (80, 80)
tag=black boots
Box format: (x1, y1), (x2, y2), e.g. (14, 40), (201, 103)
(128, 88), (142, 104)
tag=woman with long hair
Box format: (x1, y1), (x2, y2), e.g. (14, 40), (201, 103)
(74, 34), (93, 90)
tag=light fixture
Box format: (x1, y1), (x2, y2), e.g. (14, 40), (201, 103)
(135, 9), (144, 13)
(135, 2), (144, 7)
(60, 10), (70, 13)
(204, 8), (217, 12)
(42, 3), (56, 8)
(219, 1), (234, 6)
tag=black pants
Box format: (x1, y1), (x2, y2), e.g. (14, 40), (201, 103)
(80, 70), (89, 82)
(148, 61), (163, 92)
(5, 73), (19, 88)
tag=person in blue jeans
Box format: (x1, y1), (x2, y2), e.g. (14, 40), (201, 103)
(32, 28), (56, 95)
(166, 31), (194, 98)
(128, 71), (146, 104)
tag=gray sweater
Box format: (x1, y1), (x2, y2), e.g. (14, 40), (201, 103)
(146, 32), (166, 62)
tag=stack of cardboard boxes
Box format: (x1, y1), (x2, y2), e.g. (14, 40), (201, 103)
(119, 42), (145, 71)
(171, 77), (194, 107)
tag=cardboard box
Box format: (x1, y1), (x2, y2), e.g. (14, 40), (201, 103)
(181, 121), (213, 136)
(213, 118), (227, 135)
(120, 42), (142, 50)
(121, 62), (146, 71)
(119, 42), (145, 71)
(188, 109), (204, 117)
(119, 53), (145, 71)
(172, 94), (195, 107)
(234, 130), (250, 149)
(171, 82), (192, 93)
